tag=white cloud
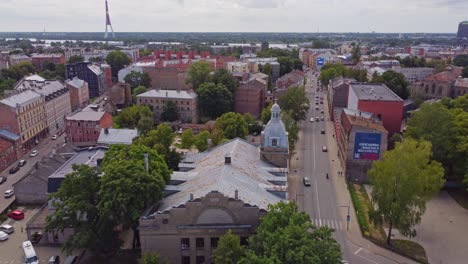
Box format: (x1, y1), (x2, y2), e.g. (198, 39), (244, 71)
(0, 0), (466, 33)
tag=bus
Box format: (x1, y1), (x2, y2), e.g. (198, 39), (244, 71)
(22, 241), (39, 264)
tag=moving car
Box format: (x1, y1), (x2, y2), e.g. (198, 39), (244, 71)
(0, 224), (15, 234)
(320, 110), (324, 114)
(320, 101), (323, 104)
(322, 146), (328, 152)
(9, 165), (20, 174)
(19, 159), (26, 167)
(303, 177), (311, 187)
(0, 176), (6, 185)
(30, 150), (39, 157)
(4, 189), (14, 198)
(315, 117), (319, 122)
(316, 107), (319, 110)
(310, 118), (314, 122)
(320, 116), (325, 121)
(51, 135), (57, 140)
(8, 209), (24, 220)
(321, 130), (325, 134)
(0, 231), (8, 241)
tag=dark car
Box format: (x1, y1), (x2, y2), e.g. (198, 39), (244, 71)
(303, 177), (311, 187)
(9, 165), (19, 174)
(0, 177), (6, 185)
(321, 130), (325, 134)
(48, 255), (60, 264)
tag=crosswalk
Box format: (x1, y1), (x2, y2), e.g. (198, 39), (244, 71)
(311, 218), (344, 230)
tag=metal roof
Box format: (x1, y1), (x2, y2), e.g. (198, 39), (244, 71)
(137, 89), (197, 100)
(152, 138), (286, 215)
(0, 89), (42, 108)
(350, 83), (403, 102)
(97, 128), (138, 145)
(66, 77), (85, 89)
(66, 110), (106, 121)
(0, 129), (20, 141)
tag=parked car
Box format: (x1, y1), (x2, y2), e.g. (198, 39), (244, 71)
(63, 255), (78, 264)
(310, 118), (314, 122)
(19, 159), (26, 167)
(0, 231), (8, 241)
(303, 177), (311, 187)
(4, 189), (14, 198)
(0, 224), (15, 234)
(320, 110), (324, 114)
(30, 150), (39, 157)
(48, 256), (60, 264)
(316, 107), (319, 110)
(7, 209), (24, 220)
(320, 116), (325, 121)
(322, 146), (328, 152)
(9, 165), (20, 174)
(321, 130), (325, 134)
(315, 117), (319, 122)
(51, 135), (57, 140)
(0, 176), (6, 184)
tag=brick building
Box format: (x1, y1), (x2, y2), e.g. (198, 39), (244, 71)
(15, 77), (72, 135)
(9, 54), (31, 66)
(453, 77), (468, 97)
(107, 82), (132, 108)
(66, 62), (106, 98)
(65, 77), (90, 111)
(137, 89), (198, 123)
(234, 76), (267, 118)
(0, 129), (22, 173)
(0, 90), (48, 149)
(347, 83), (404, 135)
(31, 53), (65, 70)
(65, 110), (113, 147)
(327, 77), (356, 120)
(411, 66), (463, 100)
(64, 47), (95, 60)
(144, 67), (191, 91)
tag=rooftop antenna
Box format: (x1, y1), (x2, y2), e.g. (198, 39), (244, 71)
(104, 0), (116, 39)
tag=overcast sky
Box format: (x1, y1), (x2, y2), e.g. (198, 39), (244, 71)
(0, 0), (467, 33)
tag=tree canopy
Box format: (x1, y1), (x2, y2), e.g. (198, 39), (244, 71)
(180, 128), (195, 149)
(371, 70), (409, 99)
(114, 105), (153, 135)
(186, 61), (212, 90)
(278, 86), (310, 123)
(197, 82), (233, 119)
(67, 55), (84, 64)
(160, 101), (179, 122)
(210, 68), (239, 93)
(318, 63), (367, 85)
(454, 54), (468, 67)
(124, 71), (152, 89)
(106, 51), (131, 78)
(133, 85), (147, 98)
(215, 112), (249, 140)
(214, 230), (245, 264)
(194, 131), (210, 152)
(368, 139), (444, 244)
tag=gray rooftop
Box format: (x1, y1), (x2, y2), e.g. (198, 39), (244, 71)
(66, 77), (85, 89)
(350, 83), (403, 102)
(48, 146), (107, 179)
(151, 138), (287, 215)
(66, 110), (106, 121)
(97, 128), (138, 145)
(0, 129), (20, 141)
(137, 89), (197, 100)
(0, 89), (42, 108)
(15, 79), (66, 98)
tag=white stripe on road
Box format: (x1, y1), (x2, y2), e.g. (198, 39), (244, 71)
(354, 247), (363, 255)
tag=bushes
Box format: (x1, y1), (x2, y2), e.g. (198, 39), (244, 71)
(347, 183), (370, 235)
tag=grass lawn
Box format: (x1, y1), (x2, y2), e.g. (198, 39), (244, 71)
(392, 239), (428, 264)
(352, 184), (386, 241)
(447, 189), (468, 210)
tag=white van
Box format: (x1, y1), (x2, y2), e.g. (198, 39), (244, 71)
(22, 241), (39, 264)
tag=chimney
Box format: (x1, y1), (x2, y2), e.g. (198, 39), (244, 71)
(225, 154), (231, 164)
(104, 128), (109, 134)
(190, 193), (194, 201)
(235, 189), (239, 200)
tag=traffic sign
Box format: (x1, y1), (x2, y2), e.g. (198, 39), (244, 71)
(317, 57), (325, 66)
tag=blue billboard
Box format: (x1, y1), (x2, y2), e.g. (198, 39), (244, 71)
(353, 133), (381, 160)
(317, 57), (325, 66)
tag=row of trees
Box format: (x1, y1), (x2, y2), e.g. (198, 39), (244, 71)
(256, 48), (303, 76)
(318, 63), (368, 86)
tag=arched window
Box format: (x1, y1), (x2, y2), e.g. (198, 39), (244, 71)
(431, 86), (435, 94)
(438, 87), (442, 95)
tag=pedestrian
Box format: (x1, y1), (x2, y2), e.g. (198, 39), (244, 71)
(21, 226), (23, 233)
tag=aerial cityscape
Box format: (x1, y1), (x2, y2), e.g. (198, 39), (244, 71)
(0, 1), (467, 264)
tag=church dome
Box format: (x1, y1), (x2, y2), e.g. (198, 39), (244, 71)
(262, 102), (288, 149)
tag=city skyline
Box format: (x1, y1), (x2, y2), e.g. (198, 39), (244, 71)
(0, 0), (467, 33)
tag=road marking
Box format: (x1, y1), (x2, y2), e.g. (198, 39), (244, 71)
(354, 247), (363, 255)
(312, 114), (321, 221)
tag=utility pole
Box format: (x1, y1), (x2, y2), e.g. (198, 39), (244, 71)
(340, 200), (351, 230)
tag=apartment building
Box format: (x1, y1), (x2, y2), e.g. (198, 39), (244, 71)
(9, 54), (32, 66)
(66, 62), (106, 98)
(65, 77), (90, 111)
(31, 53), (65, 70)
(65, 110), (113, 147)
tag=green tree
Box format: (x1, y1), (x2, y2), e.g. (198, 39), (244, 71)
(454, 55), (468, 67)
(371, 71), (409, 99)
(137, 116), (154, 136)
(67, 55), (84, 64)
(124, 71), (152, 89)
(160, 101), (180, 122)
(462, 67), (468, 78)
(45, 165), (121, 255)
(210, 68), (239, 93)
(180, 128), (195, 149)
(186, 61), (212, 90)
(194, 131), (210, 152)
(282, 111), (299, 154)
(114, 105), (153, 132)
(405, 103), (456, 175)
(133, 85), (147, 97)
(42, 60), (56, 71)
(106, 51), (131, 78)
(351, 44), (361, 63)
(240, 201), (342, 264)
(100, 144), (169, 249)
(210, 127), (226, 147)
(261, 103), (273, 125)
(215, 112), (248, 139)
(279, 86), (310, 123)
(197, 82), (233, 119)
(139, 49), (153, 57)
(261, 63), (274, 91)
(140, 253), (162, 264)
(242, 113), (262, 135)
(368, 139), (444, 245)
(214, 230), (245, 264)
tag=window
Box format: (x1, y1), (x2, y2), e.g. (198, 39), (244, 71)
(78, 130), (82, 134)
(196, 256), (205, 264)
(196, 238), (204, 249)
(210, 237), (219, 248)
(271, 138), (278, 146)
(77, 122), (80, 127)
(162, 219), (168, 224)
(181, 238), (190, 250)
(182, 256), (190, 264)
(86, 130), (89, 134)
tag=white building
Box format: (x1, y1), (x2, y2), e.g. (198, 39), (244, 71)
(226, 62), (249, 74)
(64, 48), (96, 60)
(118, 62), (155, 83)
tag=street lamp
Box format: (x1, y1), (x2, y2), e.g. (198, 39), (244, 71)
(339, 200), (351, 231)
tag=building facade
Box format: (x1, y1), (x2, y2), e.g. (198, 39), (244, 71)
(65, 110), (113, 147)
(453, 77), (468, 97)
(137, 89), (198, 123)
(107, 82), (132, 108)
(65, 77), (90, 111)
(0, 129), (22, 173)
(234, 78), (267, 118)
(64, 47), (95, 60)
(260, 102), (289, 168)
(327, 77), (355, 120)
(0, 90), (48, 149)
(411, 66), (463, 100)
(31, 53), (65, 70)
(226, 62), (249, 74)
(9, 54), (31, 66)
(66, 62), (106, 98)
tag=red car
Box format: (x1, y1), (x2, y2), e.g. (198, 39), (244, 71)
(7, 209), (24, 220)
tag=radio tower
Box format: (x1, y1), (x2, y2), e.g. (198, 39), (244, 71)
(104, 0), (115, 39)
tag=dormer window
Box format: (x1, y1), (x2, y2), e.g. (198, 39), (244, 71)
(271, 137), (279, 147)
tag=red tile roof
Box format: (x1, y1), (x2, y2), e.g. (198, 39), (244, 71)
(424, 66), (462, 83)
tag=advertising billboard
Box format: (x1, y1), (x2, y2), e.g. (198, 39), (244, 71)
(353, 132), (381, 160)
(317, 57), (325, 66)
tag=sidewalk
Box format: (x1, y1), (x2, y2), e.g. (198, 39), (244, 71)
(322, 93), (417, 264)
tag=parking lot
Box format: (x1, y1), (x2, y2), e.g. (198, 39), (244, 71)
(0, 206), (63, 263)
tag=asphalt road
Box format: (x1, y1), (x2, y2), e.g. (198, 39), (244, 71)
(296, 71), (398, 264)
(0, 133), (66, 214)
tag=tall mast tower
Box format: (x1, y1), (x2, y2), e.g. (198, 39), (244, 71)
(104, 0), (115, 39)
